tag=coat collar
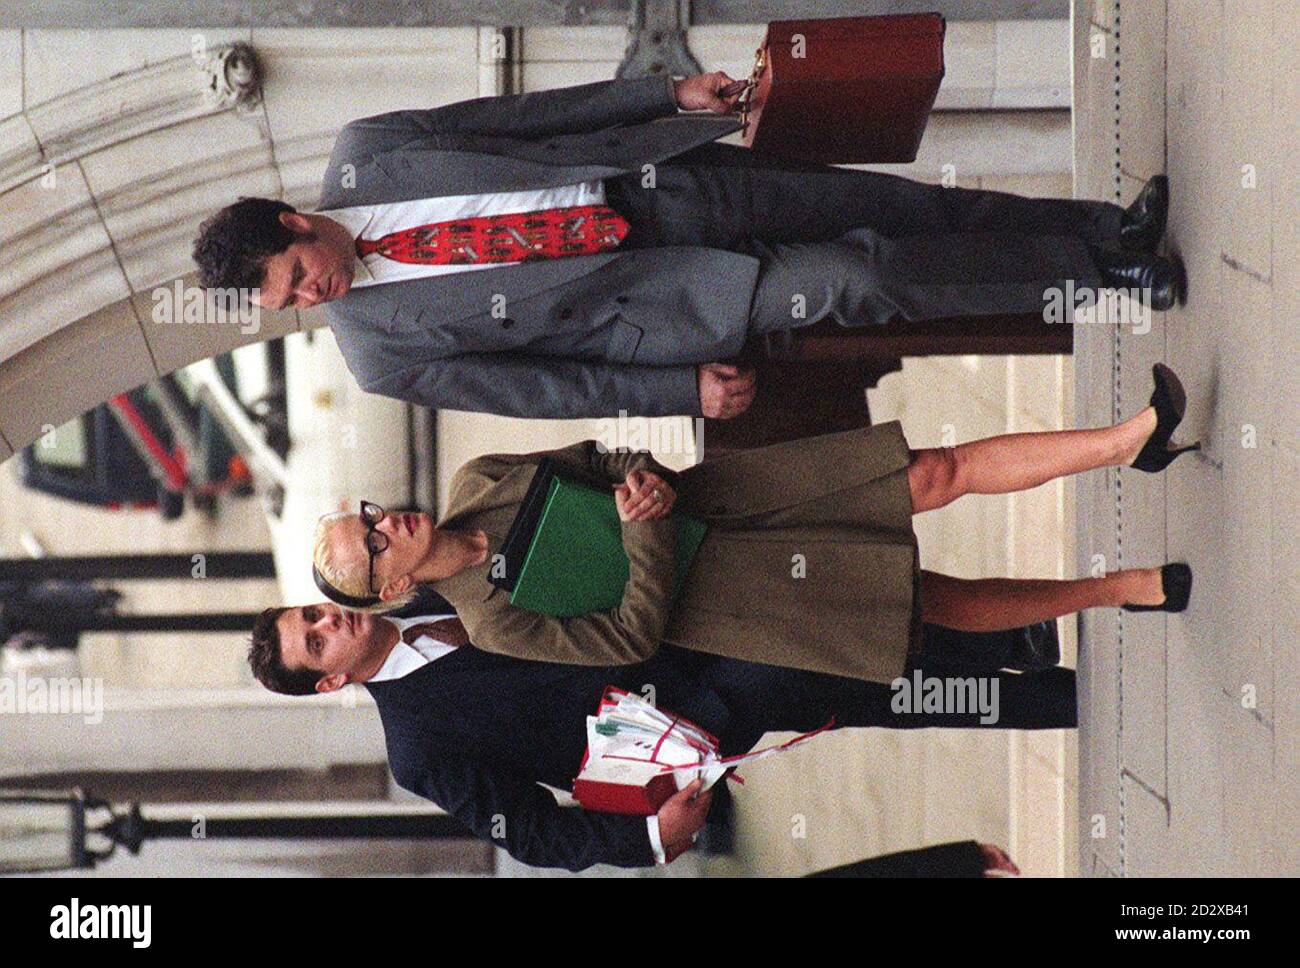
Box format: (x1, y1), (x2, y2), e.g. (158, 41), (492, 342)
(430, 462), (538, 605)
(326, 248), (622, 333)
(431, 556), (498, 606)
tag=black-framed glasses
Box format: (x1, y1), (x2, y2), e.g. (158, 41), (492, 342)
(360, 499), (388, 593)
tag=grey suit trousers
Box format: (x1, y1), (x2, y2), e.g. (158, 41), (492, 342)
(605, 143), (1123, 332)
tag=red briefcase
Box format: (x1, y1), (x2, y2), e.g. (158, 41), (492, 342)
(738, 13), (946, 164)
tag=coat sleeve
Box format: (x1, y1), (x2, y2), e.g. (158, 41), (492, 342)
(368, 351), (701, 419)
(458, 441), (678, 491)
(474, 516), (679, 666)
(538, 439), (682, 490)
(344, 75), (678, 144)
(394, 740), (657, 871)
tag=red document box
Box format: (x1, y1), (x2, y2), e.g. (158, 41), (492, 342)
(571, 762), (680, 815)
(739, 13), (946, 164)
(571, 686), (718, 816)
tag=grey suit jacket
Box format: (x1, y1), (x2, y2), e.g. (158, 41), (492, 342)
(318, 75), (760, 418)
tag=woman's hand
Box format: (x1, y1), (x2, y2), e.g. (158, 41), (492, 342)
(615, 470), (676, 521)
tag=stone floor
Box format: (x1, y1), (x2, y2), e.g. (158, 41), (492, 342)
(1072, 0), (1297, 876)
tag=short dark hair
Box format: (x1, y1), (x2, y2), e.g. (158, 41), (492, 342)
(248, 606), (320, 696)
(192, 197), (298, 290)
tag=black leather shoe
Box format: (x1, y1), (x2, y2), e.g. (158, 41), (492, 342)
(1120, 175), (1169, 254)
(1123, 563), (1193, 613)
(1007, 619), (1061, 671)
(914, 622), (1059, 674)
(1089, 247), (1184, 311)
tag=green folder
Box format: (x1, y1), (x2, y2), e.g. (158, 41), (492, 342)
(508, 476), (708, 618)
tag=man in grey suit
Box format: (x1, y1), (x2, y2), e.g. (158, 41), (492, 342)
(193, 72), (1178, 420)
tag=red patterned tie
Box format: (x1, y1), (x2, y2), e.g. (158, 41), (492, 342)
(355, 204), (629, 265)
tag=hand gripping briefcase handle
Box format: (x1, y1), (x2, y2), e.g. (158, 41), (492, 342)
(735, 45), (766, 136)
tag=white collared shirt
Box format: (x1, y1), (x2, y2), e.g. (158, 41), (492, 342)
(368, 612), (461, 682)
(321, 179), (608, 287)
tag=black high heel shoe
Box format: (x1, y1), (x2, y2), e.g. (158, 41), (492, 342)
(1123, 563), (1193, 613)
(1131, 363), (1200, 472)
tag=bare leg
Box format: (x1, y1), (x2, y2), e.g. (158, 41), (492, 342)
(907, 407), (1158, 514)
(919, 568), (1165, 632)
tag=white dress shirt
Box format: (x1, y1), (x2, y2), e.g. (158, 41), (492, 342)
(368, 612), (462, 682)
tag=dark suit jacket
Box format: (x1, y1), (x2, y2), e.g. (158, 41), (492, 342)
(364, 591), (1075, 872)
(366, 591), (735, 871)
(320, 76), (759, 418)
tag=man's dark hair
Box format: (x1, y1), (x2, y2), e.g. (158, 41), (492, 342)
(192, 197), (298, 290)
(248, 606), (320, 696)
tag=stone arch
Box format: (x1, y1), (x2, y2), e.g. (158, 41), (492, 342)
(0, 42), (325, 461)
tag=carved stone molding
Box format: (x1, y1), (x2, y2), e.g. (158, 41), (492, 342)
(1, 43), (264, 196)
(200, 41), (264, 112)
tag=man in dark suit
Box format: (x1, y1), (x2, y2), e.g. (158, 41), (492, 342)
(248, 588), (1074, 872)
(194, 72), (1177, 420)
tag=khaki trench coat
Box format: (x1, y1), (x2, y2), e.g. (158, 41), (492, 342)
(432, 422), (919, 683)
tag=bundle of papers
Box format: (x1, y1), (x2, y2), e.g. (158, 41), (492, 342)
(572, 687), (832, 814)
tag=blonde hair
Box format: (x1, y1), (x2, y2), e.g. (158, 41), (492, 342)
(311, 511), (417, 614)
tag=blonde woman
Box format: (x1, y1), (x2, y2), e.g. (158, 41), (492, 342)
(311, 365), (1196, 684)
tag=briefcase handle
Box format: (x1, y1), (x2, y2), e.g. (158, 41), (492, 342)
(735, 46), (766, 135)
